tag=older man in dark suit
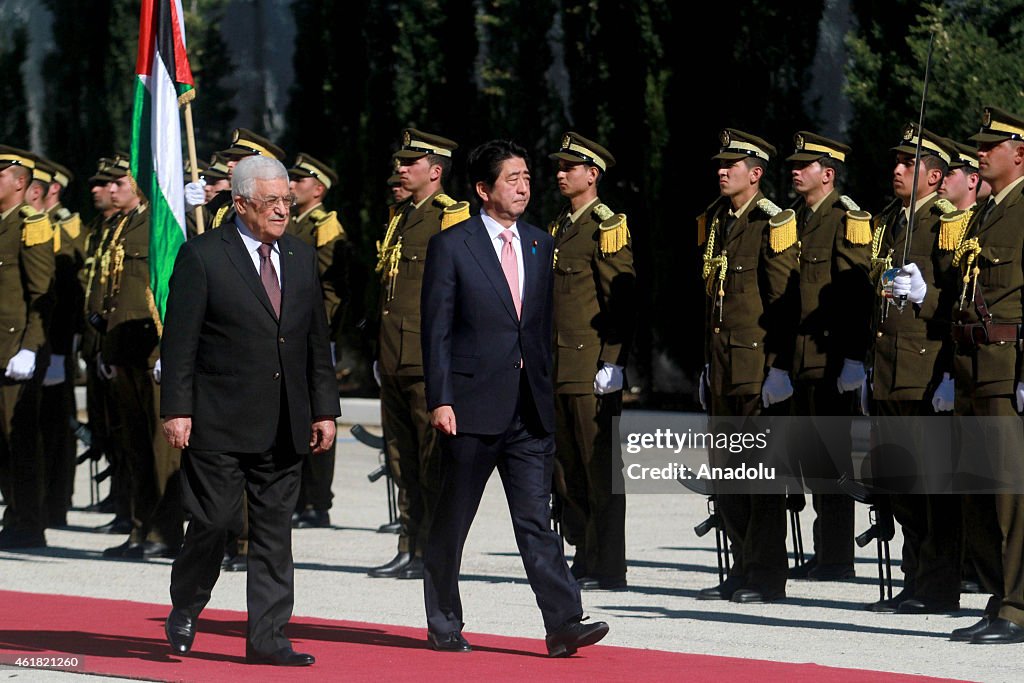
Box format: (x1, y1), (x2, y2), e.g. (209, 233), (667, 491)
(160, 155), (339, 666)
(420, 139), (608, 657)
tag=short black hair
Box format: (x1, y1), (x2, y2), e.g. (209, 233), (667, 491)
(425, 153), (451, 183)
(742, 156), (767, 173)
(922, 154), (948, 177)
(819, 156), (847, 190)
(468, 139), (531, 188)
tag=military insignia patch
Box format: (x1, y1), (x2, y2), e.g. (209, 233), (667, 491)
(719, 130), (731, 146)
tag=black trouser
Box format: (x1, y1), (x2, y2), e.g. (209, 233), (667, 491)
(0, 377), (44, 535)
(40, 377), (76, 525)
(170, 442), (302, 656)
(424, 377), (582, 635)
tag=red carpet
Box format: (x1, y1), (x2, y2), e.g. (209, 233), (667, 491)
(0, 590), (964, 682)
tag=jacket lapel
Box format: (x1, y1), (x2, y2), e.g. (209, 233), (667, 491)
(521, 224), (539, 320)
(221, 224), (279, 321)
(465, 217), (519, 323)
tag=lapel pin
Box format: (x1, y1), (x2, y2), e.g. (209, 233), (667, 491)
(531, 240), (537, 255)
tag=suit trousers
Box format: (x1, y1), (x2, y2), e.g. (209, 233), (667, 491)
(424, 377), (582, 635)
(170, 440), (302, 656)
(554, 390), (626, 580)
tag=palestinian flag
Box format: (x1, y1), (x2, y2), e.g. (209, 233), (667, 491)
(131, 0), (194, 322)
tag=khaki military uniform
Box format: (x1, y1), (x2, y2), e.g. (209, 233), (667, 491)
(701, 191), (799, 594)
(790, 191), (872, 570)
(0, 203), (55, 541)
(288, 203), (348, 513)
(952, 178), (1024, 626)
(870, 194), (961, 603)
(550, 197), (634, 581)
(378, 189), (462, 556)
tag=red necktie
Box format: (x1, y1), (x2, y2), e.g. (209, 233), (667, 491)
(499, 229), (521, 318)
(258, 243), (281, 317)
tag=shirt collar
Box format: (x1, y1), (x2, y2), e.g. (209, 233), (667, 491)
(481, 209), (519, 241)
(235, 216), (278, 252)
(993, 175), (1024, 206)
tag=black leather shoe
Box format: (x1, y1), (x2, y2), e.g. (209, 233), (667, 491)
(577, 576), (627, 591)
(95, 516), (132, 535)
(960, 579), (981, 594)
(865, 587), (912, 613)
(377, 521), (402, 534)
(222, 553), (247, 572)
(570, 560), (588, 580)
(807, 563), (855, 581)
(0, 528), (46, 550)
(697, 577), (742, 601)
(103, 539), (140, 558)
(397, 556), (424, 580)
(124, 541), (172, 559)
(950, 617), (992, 642)
(970, 617), (1024, 644)
(294, 509), (331, 529)
(427, 631), (472, 653)
(368, 551), (411, 578)
(246, 646), (315, 666)
(164, 608), (195, 654)
(731, 587), (786, 603)
(789, 556), (817, 579)
(545, 618), (609, 657)
(896, 598), (960, 615)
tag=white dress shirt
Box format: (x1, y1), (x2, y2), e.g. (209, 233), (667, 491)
(235, 217), (281, 287)
(480, 210), (525, 300)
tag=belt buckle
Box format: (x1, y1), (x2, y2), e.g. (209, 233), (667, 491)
(971, 324), (989, 345)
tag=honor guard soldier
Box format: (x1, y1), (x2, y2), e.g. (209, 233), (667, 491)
(0, 146), (56, 549)
(866, 125), (962, 614)
(940, 141), (984, 212)
(786, 133), (872, 581)
(369, 129), (469, 579)
(288, 153), (347, 528)
(696, 130), (799, 603)
(949, 106), (1024, 644)
(548, 132), (635, 590)
(36, 158), (87, 527)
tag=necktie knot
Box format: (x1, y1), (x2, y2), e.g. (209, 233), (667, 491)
(259, 243), (273, 259)
(500, 229), (515, 244)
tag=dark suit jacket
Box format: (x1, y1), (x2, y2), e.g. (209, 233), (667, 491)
(421, 214), (555, 435)
(160, 222), (340, 453)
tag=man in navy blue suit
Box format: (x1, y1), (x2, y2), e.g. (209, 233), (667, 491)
(420, 140), (609, 657)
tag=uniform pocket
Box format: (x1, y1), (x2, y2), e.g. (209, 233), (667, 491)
(893, 334), (939, 389)
(728, 327), (766, 386)
(399, 316), (422, 366)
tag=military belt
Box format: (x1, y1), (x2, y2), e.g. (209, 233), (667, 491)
(952, 322), (1022, 349)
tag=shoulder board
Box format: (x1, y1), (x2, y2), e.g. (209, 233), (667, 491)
(432, 193), (457, 209)
(756, 197), (783, 218)
(60, 212), (82, 240)
(22, 210), (54, 247)
(136, 203), (148, 215)
(592, 202), (614, 222)
(310, 208), (328, 223)
(767, 208), (797, 253)
(934, 197), (957, 214)
(838, 195), (861, 212)
(844, 210), (872, 245)
(56, 207), (71, 221)
(212, 204), (232, 228)
(314, 210), (345, 248)
(440, 200), (471, 230)
(598, 213), (630, 255)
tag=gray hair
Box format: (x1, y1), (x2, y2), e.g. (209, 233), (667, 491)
(231, 155), (289, 200)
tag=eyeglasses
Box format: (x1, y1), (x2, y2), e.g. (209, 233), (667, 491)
(249, 194), (297, 211)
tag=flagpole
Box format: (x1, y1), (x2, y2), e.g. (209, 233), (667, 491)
(182, 100), (204, 234)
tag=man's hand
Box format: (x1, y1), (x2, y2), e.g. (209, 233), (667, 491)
(43, 354), (66, 386)
(594, 362), (624, 395)
(184, 179), (207, 207)
(431, 405), (457, 435)
(152, 358), (162, 384)
(761, 367), (794, 407)
(837, 359), (866, 393)
(163, 416), (192, 450)
(893, 262), (927, 304)
(310, 418), (337, 454)
(931, 372), (954, 413)
(5, 348), (36, 381)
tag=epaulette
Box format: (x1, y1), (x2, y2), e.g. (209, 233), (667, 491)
(21, 207), (54, 248)
(934, 198), (957, 214)
(838, 195), (861, 212)
(592, 202), (614, 222)
(440, 199), (470, 230)
(598, 213), (630, 256)
(59, 212), (82, 240)
(433, 193), (457, 209)
(756, 197), (783, 217)
(212, 204), (231, 228)
(763, 200), (797, 253)
(844, 209), (872, 245)
(939, 209), (972, 252)
(56, 207), (71, 221)
(313, 209), (346, 248)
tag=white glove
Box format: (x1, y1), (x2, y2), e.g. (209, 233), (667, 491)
(699, 363), (709, 411)
(153, 358), (161, 384)
(837, 359), (866, 393)
(373, 360), (382, 387)
(859, 376), (870, 416)
(5, 349), (36, 381)
(892, 262), (927, 304)
(96, 352), (116, 380)
(594, 362), (624, 395)
(761, 367), (794, 407)
(43, 354), (66, 386)
(184, 179), (207, 207)
(931, 372), (954, 412)
(1016, 381), (1024, 414)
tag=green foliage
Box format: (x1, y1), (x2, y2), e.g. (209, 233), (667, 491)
(182, 0), (237, 157)
(0, 24), (30, 144)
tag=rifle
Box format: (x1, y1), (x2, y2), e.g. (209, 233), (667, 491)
(679, 475), (731, 584)
(786, 493), (807, 570)
(351, 424), (400, 533)
(838, 473), (895, 602)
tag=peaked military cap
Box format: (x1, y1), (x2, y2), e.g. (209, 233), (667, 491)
(219, 128), (286, 161)
(969, 106), (1024, 144)
(88, 157), (117, 184)
(45, 160), (73, 187)
(712, 129), (776, 162)
(549, 131), (616, 171)
(202, 153), (232, 182)
(394, 128), (458, 159)
(106, 151), (133, 178)
(0, 146), (36, 172)
(891, 123), (954, 165)
(786, 131), (850, 163)
(31, 157), (55, 184)
(184, 158), (208, 178)
(289, 153), (338, 190)
(947, 139), (979, 171)
(387, 156), (402, 185)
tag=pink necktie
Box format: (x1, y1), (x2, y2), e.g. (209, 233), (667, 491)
(499, 229), (521, 318)
(258, 243), (281, 318)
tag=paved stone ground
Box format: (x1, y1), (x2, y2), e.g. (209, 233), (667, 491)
(0, 411), (1010, 682)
